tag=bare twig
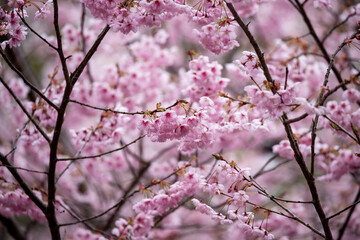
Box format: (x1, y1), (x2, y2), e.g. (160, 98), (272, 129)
(285, 113), (309, 124)
(0, 50), (59, 110)
(0, 77), (51, 143)
(253, 154), (278, 178)
(327, 190), (360, 221)
(0, 153), (47, 213)
(59, 166), (185, 227)
(322, 12), (357, 44)
(18, 14), (58, 51)
(323, 115), (359, 143)
(69, 99), (183, 115)
(57, 135), (146, 161)
(336, 188), (360, 240)
(292, 0), (347, 90)
(0, 165), (48, 174)
(57, 201), (113, 238)
(70, 25), (110, 85)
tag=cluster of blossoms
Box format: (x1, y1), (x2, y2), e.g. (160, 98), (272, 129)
(194, 20), (239, 54)
(0, 8), (27, 48)
(81, 0), (263, 54)
(0, 181), (45, 221)
(191, 160), (275, 240)
(317, 148), (360, 181)
(0, 0), (360, 240)
(0, 0), (53, 48)
(183, 56), (230, 101)
(111, 166), (205, 239)
(325, 99), (360, 137)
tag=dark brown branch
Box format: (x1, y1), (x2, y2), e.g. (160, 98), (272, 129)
(0, 153), (47, 213)
(70, 25), (110, 85)
(336, 188), (360, 240)
(102, 162), (151, 230)
(285, 113), (309, 124)
(253, 154), (278, 178)
(58, 166), (184, 227)
(327, 190), (360, 221)
(225, 2), (274, 86)
(0, 215), (26, 240)
(322, 12), (357, 44)
(323, 115), (359, 143)
(57, 135), (146, 161)
(53, 0), (71, 84)
(227, 3), (332, 237)
(282, 114), (333, 239)
(18, 14), (58, 51)
(310, 118), (317, 175)
(46, 3), (113, 239)
(0, 165), (48, 174)
(292, 0), (346, 90)
(46, 83), (73, 240)
(321, 80), (352, 104)
(0, 50), (59, 110)
(0, 77), (51, 143)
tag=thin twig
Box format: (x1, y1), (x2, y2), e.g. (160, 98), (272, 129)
(59, 166), (185, 227)
(323, 115), (359, 143)
(336, 188), (360, 240)
(0, 153), (47, 213)
(57, 201), (113, 238)
(0, 77), (51, 143)
(79, 4), (94, 83)
(249, 176), (325, 237)
(0, 165), (48, 174)
(18, 14), (58, 51)
(69, 99), (183, 115)
(322, 12), (357, 44)
(256, 159), (292, 177)
(253, 154), (278, 178)
(57, 135), (146, 161)
(321, 80), (352, 105)
(285, 113), (309, 124)
(0, 50), (59, 110)
(257, 192), (313, 204)
(102, 162), (151, 230)
(70, 25), (110, 85)
(55, 118), (103, 183)
(292, 0), (347, 90)
(327, 191), (360, 221)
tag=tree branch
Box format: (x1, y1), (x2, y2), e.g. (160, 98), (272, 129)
(0, 50), (59, 110)
(0, 153), (47, 213)
(0, 215), (26, 240)
(336, 188), (360, 240)
(57, 135), (146, 161)
(0, 77), (51, 143)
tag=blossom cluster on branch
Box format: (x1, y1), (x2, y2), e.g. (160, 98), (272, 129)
(0, 0), (360, 240)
